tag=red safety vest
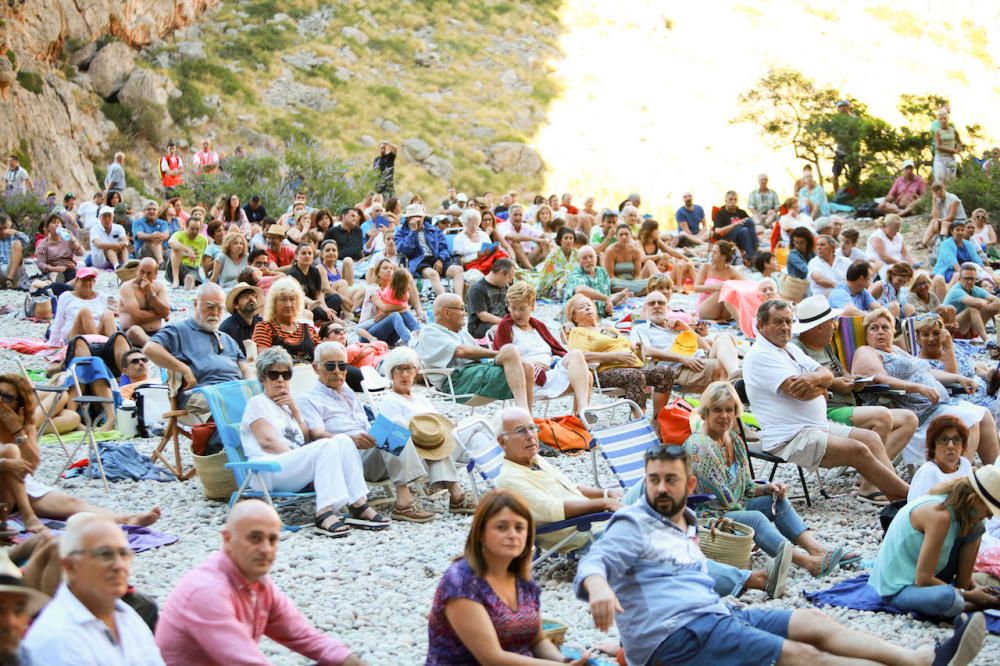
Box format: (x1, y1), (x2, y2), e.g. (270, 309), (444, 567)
(160, 154), (183, 188)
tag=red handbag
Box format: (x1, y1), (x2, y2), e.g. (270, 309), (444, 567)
(656, 399), (694, 444)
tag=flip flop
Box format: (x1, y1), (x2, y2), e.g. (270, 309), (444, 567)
(839, 553), (863, 568)
(814, 546), (844, 578)
(857, 491), (890, 506)
(314, 510), (351, 538)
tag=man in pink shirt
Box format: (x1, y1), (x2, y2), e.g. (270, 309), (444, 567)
(877, 160), (926, 217)
(154, 500), (367, 665)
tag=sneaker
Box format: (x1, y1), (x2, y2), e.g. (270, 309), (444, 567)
(448, 494), (478, 515)
(933, 612), (986, 666)
(764, 541), (793, 599)
(391, 502), (436, 523)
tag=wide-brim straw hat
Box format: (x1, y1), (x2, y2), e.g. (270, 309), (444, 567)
(408, 413), (456, 461)
(969, 464), (1000, 518)
(0, 551), (49, 615)
(792, 295), (842, 335)
(226, 282), (263, 315)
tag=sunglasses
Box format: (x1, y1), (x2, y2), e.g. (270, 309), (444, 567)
(322, 361), (349, 372)
(128, 356), (148, 365)
(0, 392), (19, 404)
(329, 328), (345, 335)
(265, 369), (293, 381)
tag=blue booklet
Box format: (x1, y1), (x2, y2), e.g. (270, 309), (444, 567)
(370, 414), (410, 456)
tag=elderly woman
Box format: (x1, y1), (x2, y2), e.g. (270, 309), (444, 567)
(536, 227), (578, 300)
(908, 415), (973, 502)
(426, 489), (588, 666)
(251, 277), (320, 364)
(494, 281), (591, 414)
(915, 313), (1000, 421)
(907, 271), (958, 333)
(694, 240), (742, 321)
(852, 307), (999, 466)
(288, 242), (343, 323)
(35, 213), (82, 283)
(210, 231), (248, 290)
(565, 293), (674, 414)
(603, 223), (658, 295)
(563, 245), (628, 318)
(47, 267), (116, 347)
(453, 208), (503, 283)
(242, 347), (387, 536)
(684, 382), (849, 576)
(376, 347), (476, 522)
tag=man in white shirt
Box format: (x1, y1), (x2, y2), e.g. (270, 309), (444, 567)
(89, 205), (128, 269)
(77, 191), (104, 231)
(807, 235), (850, 298)
(23, 513), (165, 665)
(743, 300), (909, 501)
(496, 204), (549, 269)
(4, 155), (31, 194)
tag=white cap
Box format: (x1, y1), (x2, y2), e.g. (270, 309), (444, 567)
(99, 205), (115, 217)
(456, 193), (468, 203)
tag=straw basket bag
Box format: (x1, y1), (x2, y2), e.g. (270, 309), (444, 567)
(191, 445), (236, 501)
(779, 275), (809, 303)
(697, 517), (755, 569)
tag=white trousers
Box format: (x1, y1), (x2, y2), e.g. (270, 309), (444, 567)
(251, 435), (368, 511)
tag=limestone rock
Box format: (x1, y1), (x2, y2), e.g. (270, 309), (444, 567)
(486, 142), (543, 175)
(376, 117), (399, 133)
(175, 40), (206, 61)
(87, 42), (135, 98)
(421, 154), (454, 180)
(281, 51), (332, 70)
(341, 26), (369, 45)
(118, 68), (176, 108)
(67, 42), (97, 69)
(359, 135), (376, 147)
(402, 138), (433, 162)
(263, 68), (336, 111)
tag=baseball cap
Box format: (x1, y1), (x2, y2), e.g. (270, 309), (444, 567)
(901, 159), (915, 169)
(98, 205), (115, 217)
(76, 267), (98, 280)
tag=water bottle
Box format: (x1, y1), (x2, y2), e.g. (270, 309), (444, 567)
(57, 228), (72, 241)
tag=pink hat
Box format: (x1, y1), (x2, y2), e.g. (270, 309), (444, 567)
(76, 267), (98, 280)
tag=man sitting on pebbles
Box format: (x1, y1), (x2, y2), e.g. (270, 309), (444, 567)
(155, 500), (367, 665)
(118, 257), (171, 347)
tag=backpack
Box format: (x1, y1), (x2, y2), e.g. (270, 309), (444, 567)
(533, 415), (592, 453)
(656, 398), (695, 444)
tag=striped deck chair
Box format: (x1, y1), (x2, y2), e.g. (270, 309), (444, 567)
(580, 400), (661, 489)
(191, 379), (317, 531)
(830, 315), (866, 371)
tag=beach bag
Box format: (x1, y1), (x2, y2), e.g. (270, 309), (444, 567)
(780, 275), (809, 303)
(24, 286), (55, 320)
(657, 398), (695, 444)
(464, 247), (509, 273)
(533, 415), (591, 452)
(774, 245), (789, 269)
(697, 517), (755, 569)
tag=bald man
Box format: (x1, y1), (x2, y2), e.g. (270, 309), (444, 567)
(24, 513), (165, 665)
(413, 293), (532, 409)
(119, 257), (171, 346)
(155, 500), (367, 665)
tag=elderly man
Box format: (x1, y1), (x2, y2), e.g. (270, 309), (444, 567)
(673, 192), (709, 247)
(89, 204), (127, 270)
(878, 160), (926, 217)
(413, 293), (532, 409)
(23, 513), (164, 665)
(943, 262), (1000, 342)
(744, 299), (909, 502)
(104, 152), (126, 194)
(806, 234), (850, 298)
(496, 203), (549, 269)
(630, 291), (739, 393)
(167, 216), (207, 289)
(144, 283), (251, 416)
(299, 343), (473, 523)
(747, 174), (780, 228)
(219, 282), (262, 349)
(131, 200), (170, 265)
(791, 295), (919, 503)
(394, 203), (464, 298)
(574, 446), (984, 666)
(0, 551), (49, 665)
(155, 500), (365, 665)
(564, 245), (627, 318)
(118, 258), (170, 347)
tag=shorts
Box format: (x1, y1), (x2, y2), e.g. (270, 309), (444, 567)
(675, 358), (720, 395)
(766, 423), (851, 471)
(536, 356), (571, 399)
(650, 608), (792, 666)
(448, 362), (514, 401)
(24, 474), (53, 499)
(826, 406), (855, 425)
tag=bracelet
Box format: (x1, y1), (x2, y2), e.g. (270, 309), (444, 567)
(603, 489), (609, 499)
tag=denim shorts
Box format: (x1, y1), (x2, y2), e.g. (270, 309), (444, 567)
(648, 608), (791, 666)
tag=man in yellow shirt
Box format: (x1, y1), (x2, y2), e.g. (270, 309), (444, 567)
(167, 216), (207, 289)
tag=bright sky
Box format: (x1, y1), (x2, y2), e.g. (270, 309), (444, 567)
(534, 0), (1000, 225)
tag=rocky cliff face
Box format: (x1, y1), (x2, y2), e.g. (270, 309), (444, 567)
(1, 0), (219, 195)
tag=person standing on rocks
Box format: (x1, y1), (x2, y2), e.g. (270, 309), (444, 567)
(3, 155), (31, 195)
(155, 500), (368, 665)
(373, 140), (396, 197)
(158, 141), (183, 195)
(193, 138), (220, 177)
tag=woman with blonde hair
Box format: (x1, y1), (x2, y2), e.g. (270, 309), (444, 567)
(251, 277), (319, 364)
(210, 231), (248, 290)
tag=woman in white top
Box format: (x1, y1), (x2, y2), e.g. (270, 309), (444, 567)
(492, 281), (591, 414)
(970, 209), (997, 250)
(376, 347), (476, 522)
(777, 196), (815, 246)
(908, 415), (973, 502)
(240, 347), (389, 537)
(47, 267), (116, 347)
(452, 208), (494, 283)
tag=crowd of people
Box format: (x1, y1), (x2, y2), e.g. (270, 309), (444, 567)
(3, 140), (1000, 665)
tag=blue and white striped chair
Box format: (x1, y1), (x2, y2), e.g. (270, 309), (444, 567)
(581, 399), (662, 488)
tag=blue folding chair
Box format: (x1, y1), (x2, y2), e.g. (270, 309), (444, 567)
(580, 400), (659, 488)
(191, 379), (316, 531)
(454, 417), (612, 568)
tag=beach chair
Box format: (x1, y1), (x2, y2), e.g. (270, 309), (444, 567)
(16, 358), (71, 477)
(453, 417), (612, 568)
(420, 365), (504, 417)
(580, 399), (664, 488)
(60, 361), (116, 493)
(191, 379), (316, 530)
(359, 365), (392, 412)
(148, 372), (196, 481)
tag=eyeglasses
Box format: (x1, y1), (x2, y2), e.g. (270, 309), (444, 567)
(265, 369), (293, 381)
(70, 546), (134, 564)
(0, 392), (19, 404)
(329, 328), (345, 335)
(503, 424), (539, 438)
(936, 436), (964, 447)
(322, 361), (348, 372)
(127, 357), (148, 366)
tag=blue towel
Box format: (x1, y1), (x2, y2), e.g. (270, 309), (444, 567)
(806, 574), (1000, 634)
(83, 442), (175, 482)
(64, 357), (122, 408)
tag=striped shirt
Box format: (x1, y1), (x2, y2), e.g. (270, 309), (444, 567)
(35, 236), (76, 273)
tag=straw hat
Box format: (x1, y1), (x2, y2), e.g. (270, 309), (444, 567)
(792, 295), (842, 335)
(969, 464), (1000, 518)
(404, 203), (427, 219)
(226, 282), (263, 315)
(669, 330), (699, 357)
(408, 413), (456, 461)
(265, 225), (286, 238)
(0, 551), (49, 615)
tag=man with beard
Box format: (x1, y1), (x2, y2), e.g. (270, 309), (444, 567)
(155, 500), (367, 665)
(574, 446), (986, 666)
(219, 282), (263, 349)
(144, 283), (251, 418)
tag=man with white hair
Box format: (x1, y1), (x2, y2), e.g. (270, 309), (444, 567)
(496, 204), (549, 269)
(89, 204), (128, 270)
(144, 283), (251, 415)
(104, 152), (126, 194)
(23, 513), (164, 664)
(155, 500), (367, 665)
(747, 173), (780, 228)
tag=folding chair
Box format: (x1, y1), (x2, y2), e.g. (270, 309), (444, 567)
(359, 365), (391, 411)
(453, 417), (611, 568)
(57, 361), (115, 493)
(149, 372), (196, 481)
(16, 359), (72, 477)
(580, 400), (661, 488)
(191, 379), (316, 531)
(420, 365), (503, 417)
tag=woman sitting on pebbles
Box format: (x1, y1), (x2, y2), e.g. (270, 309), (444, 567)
(694, 240), (742, 321)
(684, 382), (854, 577)
(908, 415), (973, 502)
(870, 465), (1000, 618)
(240, 347), (388, 537)
(376, 347), (477, 523)
(426, 489), (590, 666)
(46, 267), (117, 348)
(0, 373), (159, 534)
(602, 223), (658, 295)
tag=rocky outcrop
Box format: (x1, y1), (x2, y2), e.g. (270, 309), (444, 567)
(87, 42), (135, 98)
(486, 142), (543, 175)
